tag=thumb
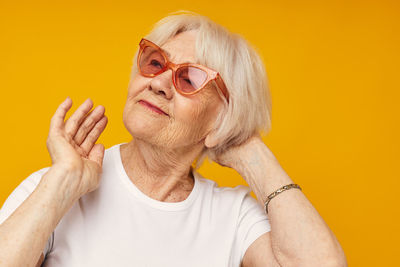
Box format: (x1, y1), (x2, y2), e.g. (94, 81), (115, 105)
(88, 143), (105, 167)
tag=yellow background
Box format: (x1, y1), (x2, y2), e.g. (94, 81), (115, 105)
(1, 0), (399, 266)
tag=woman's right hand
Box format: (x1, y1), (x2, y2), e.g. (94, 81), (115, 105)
(45, 97), (108, 200)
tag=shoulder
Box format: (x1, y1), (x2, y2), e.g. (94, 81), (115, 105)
(0, 166), (50, 224)
(4, 166), (50, 197)
(193, 171), (271, 264)
(103, 143), (121, 161)
(193, 170), (255, 213)
(194, 171), (251, 197)
(101, 143), (126, 170)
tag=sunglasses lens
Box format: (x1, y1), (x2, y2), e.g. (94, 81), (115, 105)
(176, 66), (208, 93)
(139, 46), (166, 75)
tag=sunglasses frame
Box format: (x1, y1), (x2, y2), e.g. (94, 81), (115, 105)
(137, 38), (229, 103)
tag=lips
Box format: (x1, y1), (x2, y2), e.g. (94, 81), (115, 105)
(138, 100), (168, 116)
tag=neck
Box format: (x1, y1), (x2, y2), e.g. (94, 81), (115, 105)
(120, 137), (205, 202)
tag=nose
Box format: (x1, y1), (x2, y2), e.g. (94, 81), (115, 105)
(148, 69), (174, 100)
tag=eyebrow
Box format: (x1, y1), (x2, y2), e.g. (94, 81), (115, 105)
(162, 48), (196, 65)
(160, 47), (198, 64)
(162, 48), (171, 58)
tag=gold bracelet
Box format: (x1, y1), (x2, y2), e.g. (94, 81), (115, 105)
(264, 184), (302, 214)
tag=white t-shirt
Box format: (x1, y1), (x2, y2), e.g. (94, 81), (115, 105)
(0, 143), (271, 267)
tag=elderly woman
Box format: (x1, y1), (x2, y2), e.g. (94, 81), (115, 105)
(0, 12), (346, 267)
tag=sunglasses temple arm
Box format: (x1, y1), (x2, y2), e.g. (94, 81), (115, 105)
(215, 77), (229, 104)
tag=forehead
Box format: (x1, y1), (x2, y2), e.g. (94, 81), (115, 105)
(160, 30), (198, 64)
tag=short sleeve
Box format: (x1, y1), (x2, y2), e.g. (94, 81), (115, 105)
(235, 188), (271, 264)
(0, 167), (54, 256)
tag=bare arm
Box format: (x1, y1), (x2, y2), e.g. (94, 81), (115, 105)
(0, 97), (108, 267)
(213, 135), (347, 267)
(0, 167), (81, 266)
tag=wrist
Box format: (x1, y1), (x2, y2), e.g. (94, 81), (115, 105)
(50, 163), (83, 178)
(233, 139), (277, 175)
(39, 166), (83, 212)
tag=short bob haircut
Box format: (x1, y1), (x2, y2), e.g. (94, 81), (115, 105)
(130, 11), (272, 169)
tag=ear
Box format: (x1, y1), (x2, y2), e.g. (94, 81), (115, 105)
(204, 130), (220, 148)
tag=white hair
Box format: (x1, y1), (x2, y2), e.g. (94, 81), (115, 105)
(130, 11), (272, 170)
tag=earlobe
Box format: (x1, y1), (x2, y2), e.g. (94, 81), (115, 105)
(205, 131), (219, 148)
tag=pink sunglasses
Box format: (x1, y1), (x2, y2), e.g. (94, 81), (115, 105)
(137, 38), (229, 103)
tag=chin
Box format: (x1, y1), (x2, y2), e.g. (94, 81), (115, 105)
(122, 108), (162, 143)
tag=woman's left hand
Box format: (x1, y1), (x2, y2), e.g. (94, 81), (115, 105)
(210, 132), (269, 170)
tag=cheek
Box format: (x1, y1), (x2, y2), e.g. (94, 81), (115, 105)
(181, 88), (220, 125)
(173, 95), (218, 137)
(127, 75), (146, 100)
(174, 98), (205, 125)
(122, 81), (166, 134)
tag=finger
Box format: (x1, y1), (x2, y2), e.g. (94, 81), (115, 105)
(80, 116), (108, 155)
(49, 97), (72, 134)
(88, 143), (105, 167)
(73, 105), (105, 145)
(64, 98), (94, 138)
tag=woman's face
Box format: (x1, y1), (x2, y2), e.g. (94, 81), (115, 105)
(123, 30), (224, 149)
